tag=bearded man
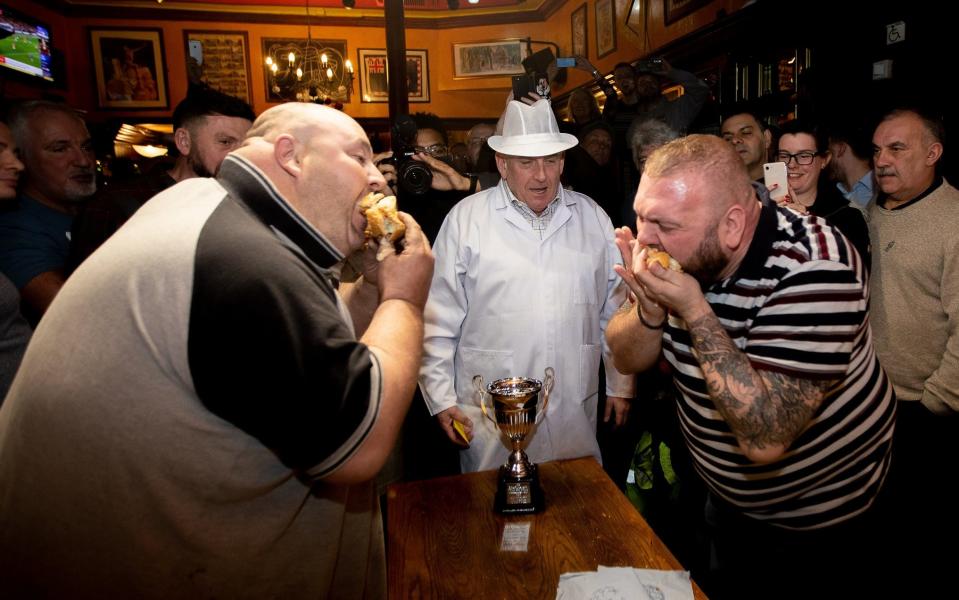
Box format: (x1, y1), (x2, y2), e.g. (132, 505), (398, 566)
(606, 134), (895, 600)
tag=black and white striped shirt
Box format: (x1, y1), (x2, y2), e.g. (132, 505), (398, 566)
(664, 195), (895, 530)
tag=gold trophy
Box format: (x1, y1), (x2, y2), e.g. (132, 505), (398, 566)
(473, 368), (554, 514)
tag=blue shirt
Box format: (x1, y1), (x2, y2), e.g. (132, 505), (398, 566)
(837, 170), (876, 209)
(0, 195), (73, 289)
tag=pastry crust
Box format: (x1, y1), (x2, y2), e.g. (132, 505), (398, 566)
(361, 192), (406, 243)
(646, 248), (683, 272)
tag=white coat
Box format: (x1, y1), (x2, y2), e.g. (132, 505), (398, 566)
(419, 180), (635, 473)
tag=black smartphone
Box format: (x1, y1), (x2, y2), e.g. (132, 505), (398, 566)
(512, 74), (535, 100)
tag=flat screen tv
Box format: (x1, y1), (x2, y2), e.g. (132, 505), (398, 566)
(0, 4), (54, 83)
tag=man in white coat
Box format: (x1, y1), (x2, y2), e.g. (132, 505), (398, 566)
(420, 99), (634, 473)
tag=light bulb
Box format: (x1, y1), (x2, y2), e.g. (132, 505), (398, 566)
(265, 56), (273, 66)
(321, 53), (328, 65)
(271, 63), (278, 74)
(345, 59), (353, 74)
(326, 67), (334, 80)
(296, 67), (303, 80)
(288, 52), (295, 65)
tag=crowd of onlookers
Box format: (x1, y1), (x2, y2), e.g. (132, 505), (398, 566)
(0, 55), (956, 599)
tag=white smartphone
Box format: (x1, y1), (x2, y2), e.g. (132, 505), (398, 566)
(188, 40), (203, 66)
(763, 161), (788, 201)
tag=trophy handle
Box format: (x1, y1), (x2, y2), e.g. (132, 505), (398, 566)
(537, 367), (554, 423)
(474, 375), (495, 424)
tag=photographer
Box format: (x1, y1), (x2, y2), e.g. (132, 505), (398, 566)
(375, 112), (493, 243)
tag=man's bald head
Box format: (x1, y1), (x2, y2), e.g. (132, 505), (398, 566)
(234, 103), (385, 256)
(243, 103), (362, 146)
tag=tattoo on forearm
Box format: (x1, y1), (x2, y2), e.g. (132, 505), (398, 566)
(687, 312), (832, 453)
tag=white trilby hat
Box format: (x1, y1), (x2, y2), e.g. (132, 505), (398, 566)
(487, 99), (578, 157)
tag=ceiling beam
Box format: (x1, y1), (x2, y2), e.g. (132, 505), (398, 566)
(51, 0), (567, 29)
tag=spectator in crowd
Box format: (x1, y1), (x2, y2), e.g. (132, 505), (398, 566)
(377, 112), (487, 243)
(466, 122), (496, 172)
(721, 111), (772, 182)
(449, 141), (470, 174)
(420, 99), (634, 473)
(0, 120), (31, 402)
(576, 56), (709, 229)
(826, 117), (877, 210)
(606, 134), (894, 600)
(0, 101), (96, 324)
(868, 106), (959, 597)
(566, 87), (603, 133)
(624, 119), (680, 227)
(69, 86), (254, 271)
(0, 103), (433, 598)
(604, 58), (708, 136)
(773, 119), (870, 267)
(563, 120), (620, 224)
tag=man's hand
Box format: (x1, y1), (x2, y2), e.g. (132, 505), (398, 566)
(612, 226), (709, 325)
(518, 91), (543, 106)
(412, 152), (473, 192)
(574, 55), (595, 71)
(373, 150), (397, 195)
(435, 405), (473, 447)
(612, 227), (667, 327)
(603, 395), (631, 428)
(376, 212), (434, 311)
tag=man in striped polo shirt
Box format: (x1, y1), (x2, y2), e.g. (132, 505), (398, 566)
(606, 134), (895, 600)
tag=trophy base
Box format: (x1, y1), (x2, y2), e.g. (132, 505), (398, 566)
(493, 463), (545, 514)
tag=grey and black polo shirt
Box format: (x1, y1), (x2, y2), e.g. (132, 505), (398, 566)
(0, 154), (385, 598)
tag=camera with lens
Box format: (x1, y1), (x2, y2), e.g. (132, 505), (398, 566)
(388, 114), (433, 196)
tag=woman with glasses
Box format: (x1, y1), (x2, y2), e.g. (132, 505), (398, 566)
(774, 119), (871, 268)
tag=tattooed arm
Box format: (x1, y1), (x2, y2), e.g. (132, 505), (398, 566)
(685, 306), (836, 463)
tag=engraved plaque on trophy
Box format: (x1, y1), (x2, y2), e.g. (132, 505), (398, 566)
(473, 368), (554, 514)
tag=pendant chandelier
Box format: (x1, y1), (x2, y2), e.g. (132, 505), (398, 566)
(263, 0), (354, 103)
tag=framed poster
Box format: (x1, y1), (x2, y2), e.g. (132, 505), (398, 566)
(90, 28), (168, 109)
(571, 4), (587, 59)
(357, 48), (430, 103)
(664, 0), (711, 25)
(183, 30), (252, 103)
(452, 39), (527, 78)
(595, 0), (617, 59)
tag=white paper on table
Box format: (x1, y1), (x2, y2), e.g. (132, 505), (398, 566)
(556, 566), (693, 600)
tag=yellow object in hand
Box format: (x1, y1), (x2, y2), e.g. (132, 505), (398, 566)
(452, 420), (470, 445)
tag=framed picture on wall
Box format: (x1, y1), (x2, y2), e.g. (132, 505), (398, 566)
(571, 4), (587, 59)
(357, 48), (430, 103)
(90, 27), (168, 109)
(595, 0), (616, 59)
(452, 39), (527, 78)
(664, 0), (711, 25)
(183, 30), (252, 103)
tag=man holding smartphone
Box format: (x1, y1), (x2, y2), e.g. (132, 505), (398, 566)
(721, 110), (773, 182)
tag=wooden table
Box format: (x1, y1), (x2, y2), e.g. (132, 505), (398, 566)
(387, 456), (707, 599)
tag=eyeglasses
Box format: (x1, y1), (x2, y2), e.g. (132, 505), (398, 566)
(414, 144), (449, 158)
(775, 151), (818, 165)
